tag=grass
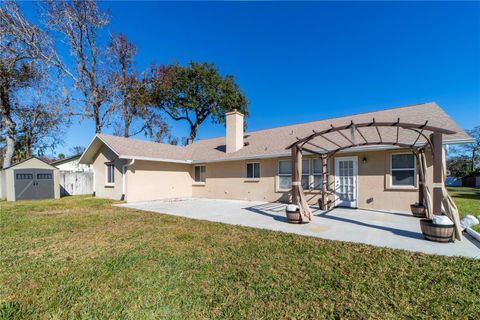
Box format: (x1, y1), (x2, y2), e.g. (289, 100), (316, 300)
(1, 196), (479, 319)
(447, 186), (480, 193)
(450, 191), (480, 233)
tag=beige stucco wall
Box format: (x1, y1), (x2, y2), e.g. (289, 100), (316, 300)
(125, 160), (192, 202)
(92, 145), (125, 200)
(192, 148), (433, 212)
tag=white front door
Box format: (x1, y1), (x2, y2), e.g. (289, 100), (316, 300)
(334, 156), (358, 208)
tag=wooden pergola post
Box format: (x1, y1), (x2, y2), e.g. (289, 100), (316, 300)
(432, 132), (443, 215)
(291, 145), (298, 204)
(321, 155), (328, 210)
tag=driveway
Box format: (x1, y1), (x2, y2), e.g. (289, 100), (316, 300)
(117, 198), (480, 259)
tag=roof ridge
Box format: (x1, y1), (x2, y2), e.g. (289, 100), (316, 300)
(190, 101), (435, 144)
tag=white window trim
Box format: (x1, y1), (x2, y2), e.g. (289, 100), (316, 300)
(390, 152), (417, 189)
(245, 162), (260, 181)
(193, 165), (206, 185)
(105, 163), (115, 186)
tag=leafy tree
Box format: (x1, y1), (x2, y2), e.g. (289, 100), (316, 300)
(58, 153), (65, 159)
(108, 33), (170, 142)
(15, 101), (64, 158)
(71, 146), (86, 155)
(149, 62), (248, 144)
(463, 126), (480, 172)
(447, 155), (473, 178)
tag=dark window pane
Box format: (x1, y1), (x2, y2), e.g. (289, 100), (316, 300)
(37, 173), (52, 180)
(279, 160), (291, 175)
(392, 170), (415, 186)
(16, 173), (33, 180)
(313, 175), (323, 190)
(313, 159), (322, 174)
(302, 160), (309, 174)
(195, 166), (205, 182)
(254, 163), (260, 178)
(301, 175), (309, 189)
(247, 163), (254, 178)
(392, 154), (414, 169)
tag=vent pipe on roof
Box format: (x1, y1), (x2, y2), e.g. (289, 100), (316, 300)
(226, 109), (244, 153)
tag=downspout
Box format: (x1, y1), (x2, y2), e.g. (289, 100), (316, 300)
(121, 159), (135, 201)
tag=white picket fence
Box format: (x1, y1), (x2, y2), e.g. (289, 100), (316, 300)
(60, 171), (93, 196)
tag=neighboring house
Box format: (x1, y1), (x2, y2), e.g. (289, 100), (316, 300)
(51, 154), (92, 172)
(79, 102), (471, 212)
(51, 154), (94, 196)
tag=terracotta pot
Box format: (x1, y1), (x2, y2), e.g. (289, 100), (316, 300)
(420, 219), (454, 243)
(410, 204), (427, 218)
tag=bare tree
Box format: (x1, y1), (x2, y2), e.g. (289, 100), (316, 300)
(0, 1), (63, 167)
(44, 0), (114, 134)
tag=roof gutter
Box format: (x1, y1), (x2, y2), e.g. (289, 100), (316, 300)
(121, 158), (135, 201)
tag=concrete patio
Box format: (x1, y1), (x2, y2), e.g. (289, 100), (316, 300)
(117, 198), (480, 259)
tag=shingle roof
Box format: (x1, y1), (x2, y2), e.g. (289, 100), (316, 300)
(80, 102), (471, 164)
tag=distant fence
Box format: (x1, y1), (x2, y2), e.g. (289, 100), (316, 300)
(445, 176), (462, 187)
(60, 171), (93, 196)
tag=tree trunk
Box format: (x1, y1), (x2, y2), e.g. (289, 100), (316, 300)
(188, 123), (200, 145)
(1, 86), (15, 168)
(471, 150), (476, 172)
(94, 102), (102, 134)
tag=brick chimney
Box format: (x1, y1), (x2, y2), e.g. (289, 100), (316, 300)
(226, 109), (244, 153)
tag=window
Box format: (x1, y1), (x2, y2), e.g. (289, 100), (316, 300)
(194, 165), (206, 183)
(106, 163), (115, 185)
(391, 153), (416, 187)
(37, 173), (52, 180)
(278, 159), (328, 191)
(278, 160), (292, 190)
(246, 162), (260, 179)
(313, 159), (324, 190)
(16, 173), (33, 180)
(301, 159), (310, 189)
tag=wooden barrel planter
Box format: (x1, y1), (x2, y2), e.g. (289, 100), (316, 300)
(410, 204), (427, 218)
(286, 205), (302, 224)
(420, 219), (454, 243)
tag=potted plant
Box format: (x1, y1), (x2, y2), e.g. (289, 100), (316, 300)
(410, 202), (426, 218)
(286, 204), (302, 224)
(420, 218), (454, 243)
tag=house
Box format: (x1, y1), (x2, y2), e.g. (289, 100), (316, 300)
(79, 102), (471, 212)
(0, 157), (60, 201)
(51, 154), (94, 196)
(51, 154), (93, 172)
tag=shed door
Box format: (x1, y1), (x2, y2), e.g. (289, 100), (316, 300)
(14, 169), (36, 200)
(34, 169), (54, 199)
(14, 169), (54, 200)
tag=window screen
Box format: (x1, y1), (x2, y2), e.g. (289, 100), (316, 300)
(391, 154), (415, 187)
(194, 166), (206, 183)
(107, 164), (115, 184)
(246, 163), (260, 179)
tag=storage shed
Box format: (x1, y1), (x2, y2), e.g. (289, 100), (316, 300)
(0, 157), (60, 201)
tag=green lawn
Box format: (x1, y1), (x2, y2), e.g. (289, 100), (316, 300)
(450, 191), (480, 233)
(1, 196), (479, 319)
(447, 186), (480, 193)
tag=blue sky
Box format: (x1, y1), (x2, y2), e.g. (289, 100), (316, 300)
(22, 2), (480, 155)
